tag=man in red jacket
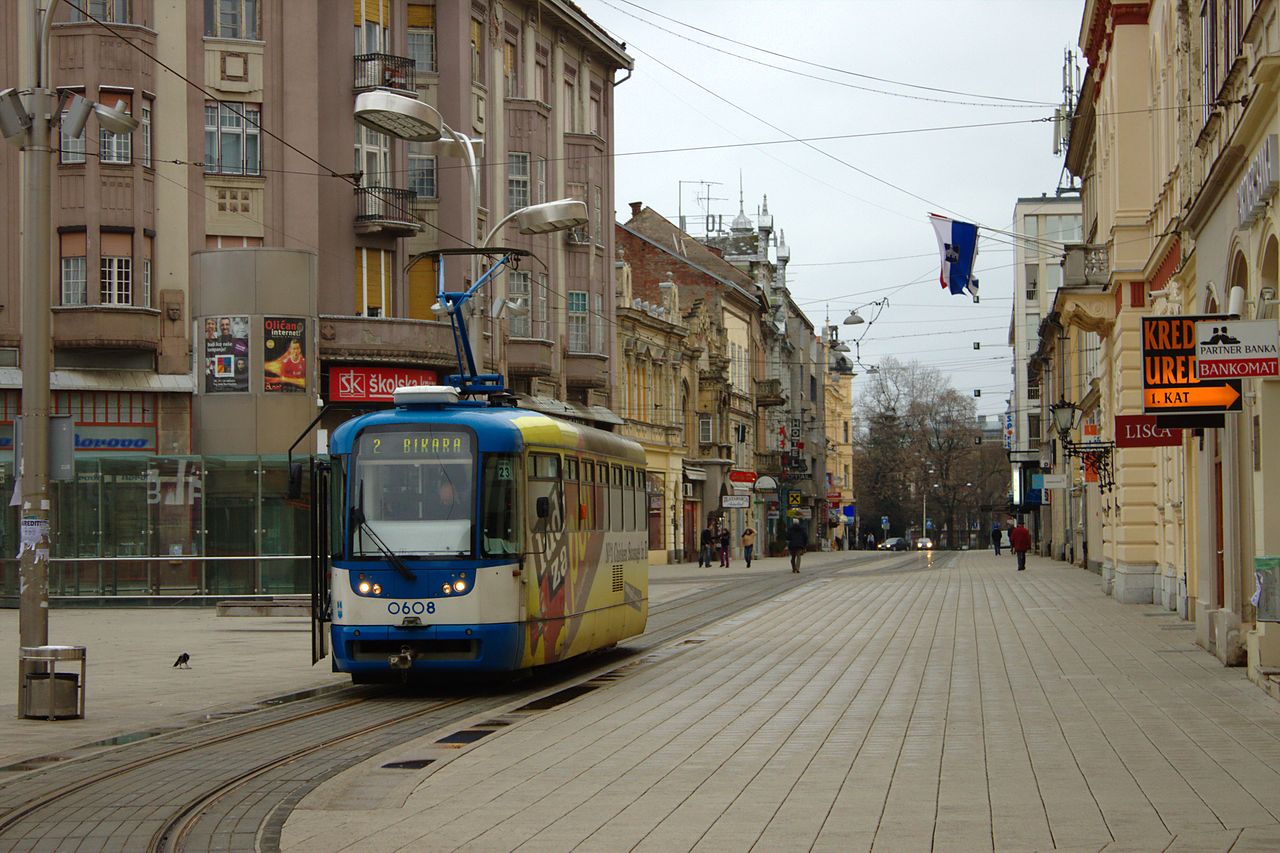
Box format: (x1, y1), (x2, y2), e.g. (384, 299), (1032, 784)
(1010, 519), (1032, 571)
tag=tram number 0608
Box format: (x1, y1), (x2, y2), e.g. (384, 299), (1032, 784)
(387, 601), (436, 615)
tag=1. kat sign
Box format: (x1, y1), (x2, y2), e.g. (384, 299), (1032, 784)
(1142, 315), (1243, 415)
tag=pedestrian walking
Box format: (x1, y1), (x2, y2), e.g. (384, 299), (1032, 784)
(1010, 518), (1032, 571)
(787, 521), (808, 573)
(718, 526), (731, 567)
(866, 532), (876, 550)
(698, 525), (714, 567)
(990, 523), (1002, 556)
(741, 526), (756, 567)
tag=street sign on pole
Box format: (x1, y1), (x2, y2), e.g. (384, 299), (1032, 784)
(880, 515), (889, 530)
(721, 494), (750, 509)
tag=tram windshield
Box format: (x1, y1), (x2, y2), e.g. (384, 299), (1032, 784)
(351, 427), (475, 558)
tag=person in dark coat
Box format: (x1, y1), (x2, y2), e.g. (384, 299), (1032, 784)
(718, 526), (731, 567)
(698, 525), (714, 567)
(1010, 519), (1032, 571)
(787, 521), (808, 573)
(990, 523), (1002, 556)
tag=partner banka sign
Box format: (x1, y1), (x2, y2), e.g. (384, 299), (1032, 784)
(1195, 319), (1280, 379)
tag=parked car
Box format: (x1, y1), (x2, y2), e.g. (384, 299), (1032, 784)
(879, 537), (909, 551)
(915, 537), (934, 550)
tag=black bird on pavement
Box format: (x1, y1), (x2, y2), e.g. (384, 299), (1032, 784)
(173, 652), (191, 669)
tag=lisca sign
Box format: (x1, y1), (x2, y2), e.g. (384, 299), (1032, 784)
(1114, 415), (1181, 449)
(1142, 315), (1242, 415)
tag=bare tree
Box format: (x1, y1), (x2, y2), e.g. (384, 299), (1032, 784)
(853, 357), (995, 547)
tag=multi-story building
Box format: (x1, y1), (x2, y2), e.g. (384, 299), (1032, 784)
(1007, 196), (1082, 544)
(1053, 0), (1280, 692)
(822, 342), (855, 547)
(0, 0), (629, 596)
(612, 259), (701, 564)
(616, 204), (772, 559)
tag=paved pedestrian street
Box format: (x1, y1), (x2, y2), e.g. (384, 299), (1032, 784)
(282, 551), (1280, 852)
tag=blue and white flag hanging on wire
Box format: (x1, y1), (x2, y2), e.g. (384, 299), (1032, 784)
(929, 213), (980, 298)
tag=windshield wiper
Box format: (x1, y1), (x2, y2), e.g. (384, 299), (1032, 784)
(352, 494), (416, 581)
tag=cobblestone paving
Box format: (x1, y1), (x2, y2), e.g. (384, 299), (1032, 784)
(282, 552), (1280, 852)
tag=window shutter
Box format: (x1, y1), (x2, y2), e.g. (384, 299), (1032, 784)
(407, 3), (434, 27)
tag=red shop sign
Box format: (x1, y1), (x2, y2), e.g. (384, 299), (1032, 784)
(1114, 415), (1182, 448)
(328, 366), (439, 402)
(728, 470), (758, 485)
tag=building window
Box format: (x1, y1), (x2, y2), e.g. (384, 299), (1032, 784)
(590, 85), (602, 135)
(567, 290), (588, 352)
(60, 109), (86, 164)
(1202, 0), (1218, 124)
(407, 4), (436, 73)
(204, 102), (261, 175)
(142, 258), (152, 307)
(1025, 264), (1039, 301)
(504, 39), (519, 96)
(61, 256), (87, 305)
(141, 100), (152, 168)
(507, 152), (530, 213)
(407, 144), (436, 198)
(593, 292), (603, 354)
(470, 18), (483, 83)
(508, 272), (531, 338)
(99, 103), (132, 165)
(534, 273), (548, 338)
(591, 185), (602, 243)
(562, 76), (576, 133)
(72, 0), (129, 22)
(535, 157), (546, 204)
(534, 49), (548, 102)
(100, 256), (132, 305)
(205, 0), (260, 39)
(698, 415), (712, 444)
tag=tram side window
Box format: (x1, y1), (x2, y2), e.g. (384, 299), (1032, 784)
(624, 467), (635, 530)
(330, 456), (348, 559)
(528, 452), (563, 533)
(481, 454), (522, 556)
(564, 456), (580, 532)
(598, 462), (610, 532)
(583, 461), (596, 527)
(610, 465), (623, 532)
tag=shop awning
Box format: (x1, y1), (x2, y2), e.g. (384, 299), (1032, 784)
(683, 465), (707, 481)
(0, 368), (196, 393)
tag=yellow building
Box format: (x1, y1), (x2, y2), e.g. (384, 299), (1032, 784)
(1059, 0), (1280, 692)
(613, 262), (700, 565)
(823, 329), (855, 548)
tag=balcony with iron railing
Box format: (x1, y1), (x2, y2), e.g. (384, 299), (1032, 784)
(353, 53), (417, 93)
(354, 186), (422, 236)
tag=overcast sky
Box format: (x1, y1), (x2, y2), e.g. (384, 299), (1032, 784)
(582, 0), (1085, 422)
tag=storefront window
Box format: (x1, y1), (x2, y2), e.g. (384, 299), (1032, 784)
(203, 457), (258, 594)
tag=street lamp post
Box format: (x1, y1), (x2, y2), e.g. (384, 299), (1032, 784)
(4, 0), (138, 707)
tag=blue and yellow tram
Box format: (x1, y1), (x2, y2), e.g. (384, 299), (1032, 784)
(312, 385), (649, 680)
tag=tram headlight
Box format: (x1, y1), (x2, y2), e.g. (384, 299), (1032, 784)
(358, 580), (371, 594)
(371, 584), (382, 595)
(442, 583), (452, 595)
(452, 579), (468, 593)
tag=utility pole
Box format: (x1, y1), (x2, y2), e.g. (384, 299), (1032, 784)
(18, 0), (55, 704)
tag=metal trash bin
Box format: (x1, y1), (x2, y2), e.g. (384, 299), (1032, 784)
(20, 645), (86, 720)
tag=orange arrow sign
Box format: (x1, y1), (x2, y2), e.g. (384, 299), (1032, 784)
(1144, 384), (1241, 409)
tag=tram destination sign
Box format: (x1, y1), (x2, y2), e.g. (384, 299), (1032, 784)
(1194, 319), (1280, 379)
(1142, 315), (1242, 415)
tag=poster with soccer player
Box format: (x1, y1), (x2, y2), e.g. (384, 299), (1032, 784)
(262, 317), (307, 393)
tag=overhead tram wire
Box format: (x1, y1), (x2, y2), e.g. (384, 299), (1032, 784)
(599, 0), (1055, 105)
(591, 0), (1053, 108)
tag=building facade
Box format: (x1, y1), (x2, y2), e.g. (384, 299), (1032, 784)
(0, 0), (630, 598)
(1048, 0), (1280, 694)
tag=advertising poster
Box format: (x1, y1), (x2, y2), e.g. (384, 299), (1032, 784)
(263, 317), (307, 393)
(203, 315), (249, 393)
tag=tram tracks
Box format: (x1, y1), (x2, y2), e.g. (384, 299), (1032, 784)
(0, 551), (928, 851)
